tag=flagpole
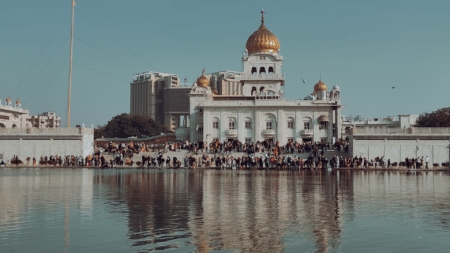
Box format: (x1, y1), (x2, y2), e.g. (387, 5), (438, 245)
(67, 0), (75, 127)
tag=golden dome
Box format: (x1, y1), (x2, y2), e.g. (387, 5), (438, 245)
(6, 97), (11, 103)
(314, 80), (328, 92)
(196, 68), (210, 87)
(15, 99), (20, 104)
(246, 10), (280, 54)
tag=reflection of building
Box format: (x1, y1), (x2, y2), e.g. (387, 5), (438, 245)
(188, 11), (343, 144)
(129, 72), (191, 131)
(187, 171), (346, 253)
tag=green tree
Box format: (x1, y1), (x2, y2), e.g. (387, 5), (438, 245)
(415, 107), (450, 127)
(94, 113), (170, 139)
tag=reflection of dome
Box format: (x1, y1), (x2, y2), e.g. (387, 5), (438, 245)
(314, 80), (328, 92)
(246, 10), (280, 54)
(333, 85), (340, 91)
(196, 68), (210, 87)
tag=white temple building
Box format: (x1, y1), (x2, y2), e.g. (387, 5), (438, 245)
(186, 11), (343, 145)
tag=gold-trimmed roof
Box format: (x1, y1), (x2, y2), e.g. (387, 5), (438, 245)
(314, 80), (328, 92)
(196, 68), (210, 87)
(246, 10), (280, 54)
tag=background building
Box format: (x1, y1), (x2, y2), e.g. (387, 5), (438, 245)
(0, 98), (61, 128)
(129, 72), (190, 131)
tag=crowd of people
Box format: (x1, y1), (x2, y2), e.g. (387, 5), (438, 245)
(2, 139), (435, 170)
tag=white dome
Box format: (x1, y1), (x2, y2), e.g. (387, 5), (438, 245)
(333, 85), (340, 91)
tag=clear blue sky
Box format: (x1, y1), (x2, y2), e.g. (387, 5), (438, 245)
(1, 0), (449, 127)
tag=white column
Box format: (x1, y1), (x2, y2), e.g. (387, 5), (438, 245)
(277, 109), (284, 143)
(220, 111), (227, 142)
(254, 110), (261, 142)
(204, 110), (210, 142)
(238, 113), (244, 143)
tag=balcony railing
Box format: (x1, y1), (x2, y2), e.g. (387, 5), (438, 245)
(225, 129), (237, 136)
(351, 127), (450, 135)
(0, 127), (93, 135)
(300, 129), (313, 136)
(240, 73), (284, 80)
(262, 129), (275, 135)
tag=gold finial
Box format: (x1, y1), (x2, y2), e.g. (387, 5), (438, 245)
(202, 68), (205, 76)
(261, 9), (265, 24)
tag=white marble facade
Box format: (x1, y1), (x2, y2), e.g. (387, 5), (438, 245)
(188, 13), (342, 144)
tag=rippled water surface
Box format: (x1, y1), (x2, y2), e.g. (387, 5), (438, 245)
(1, 168), (450, 253)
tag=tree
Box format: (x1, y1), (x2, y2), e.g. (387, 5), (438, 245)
(415, 107), (450, 127)
(94, 113), (170, 139)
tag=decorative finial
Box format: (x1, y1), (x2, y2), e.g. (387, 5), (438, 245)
(202, 68), (205, 76)
(261, 9), (265, 24)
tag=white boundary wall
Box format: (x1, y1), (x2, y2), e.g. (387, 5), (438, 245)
(0, 127), (94, 161)
(349, 127), (450, 165)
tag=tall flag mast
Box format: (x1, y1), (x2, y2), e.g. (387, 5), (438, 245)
(67, 0), (75, 127)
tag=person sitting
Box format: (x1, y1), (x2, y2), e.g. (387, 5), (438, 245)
(125, 158), (133, 166)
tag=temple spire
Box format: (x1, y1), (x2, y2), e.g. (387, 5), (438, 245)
(261, 9), (265, 24)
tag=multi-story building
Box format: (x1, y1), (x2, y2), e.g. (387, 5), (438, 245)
(29, 112), (61, 128)
(0, 98), (61, 128)
(129, 72), (190, 131)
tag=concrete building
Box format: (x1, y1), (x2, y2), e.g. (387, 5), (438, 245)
(342, 114), (419, 139)
(0, 98), (29, 128)
(129, 71), (190, 131)
(187, 11), (343, 145)
(0, 98), (61, 128)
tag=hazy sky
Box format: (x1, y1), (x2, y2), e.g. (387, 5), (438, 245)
(1, 0), (449, 127)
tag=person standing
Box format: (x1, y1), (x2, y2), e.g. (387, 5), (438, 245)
(425, 155), (429, 169)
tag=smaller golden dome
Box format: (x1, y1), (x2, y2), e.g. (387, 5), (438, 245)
(16, 99), (21, 104)
(6, 97), (11, 103)
(196, 68), (210, 87)
(314, 80), (328, 92)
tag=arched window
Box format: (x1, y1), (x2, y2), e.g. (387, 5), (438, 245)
(287, 117), (295, 129)
(318, 115), (329, 129)
(268, 66), (274, 73)
(264, 114), (276, 129)
(259, 67), (266, 74)
(251, 86), (257, 95)
(212, 117), (219, 129)
(251, 67), (257, 74)
(303, 117), (312, 130)
(228, 117), (237, 130)
(0, 123), (5, 128)
(245, 117), (252, 129)
(12, 124), (17, 128)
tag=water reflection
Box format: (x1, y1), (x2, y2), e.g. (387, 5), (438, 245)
(1, 169), (450, 253)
